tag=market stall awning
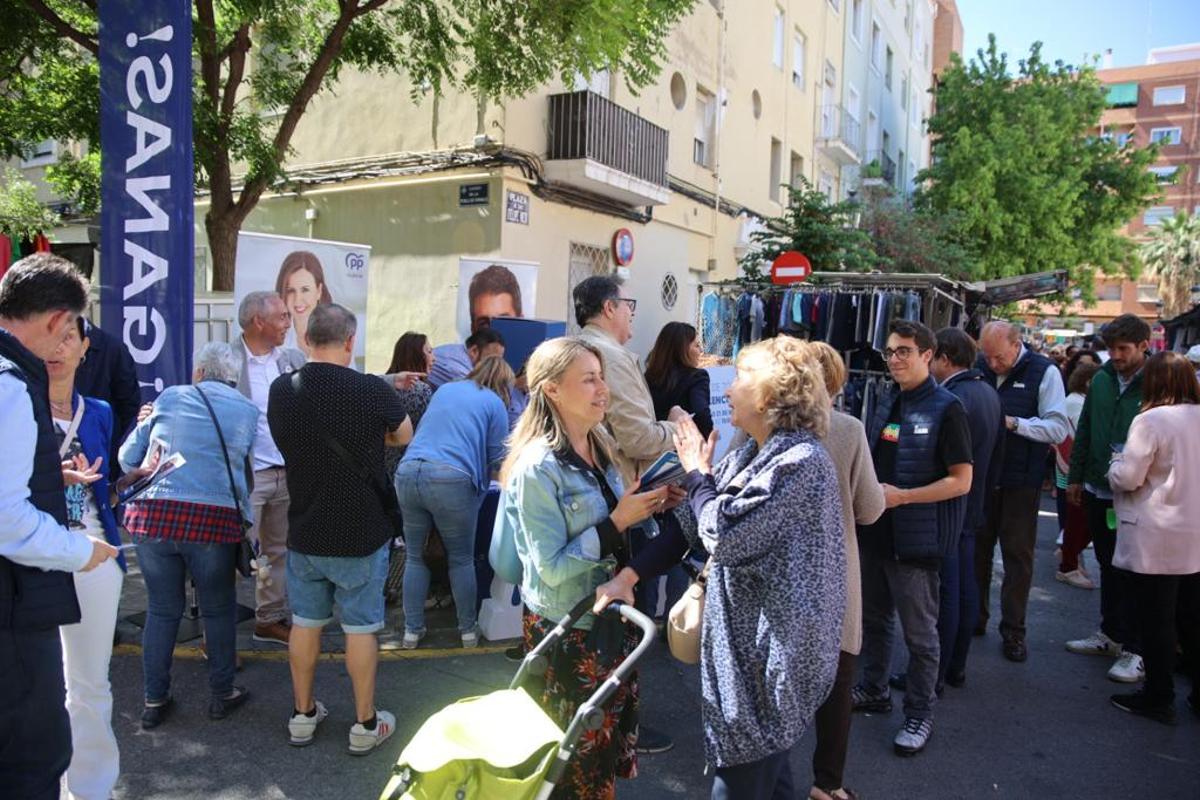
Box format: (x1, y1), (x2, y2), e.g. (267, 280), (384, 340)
(966, 271), (1069, 305)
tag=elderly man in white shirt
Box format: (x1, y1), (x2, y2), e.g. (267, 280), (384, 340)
(234, 291), (307, 646)
(976, 321), (1069, 663)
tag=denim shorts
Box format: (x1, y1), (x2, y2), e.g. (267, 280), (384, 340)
(287, 546), (388, 634)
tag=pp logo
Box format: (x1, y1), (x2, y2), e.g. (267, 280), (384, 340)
(345, 252), (366, 271)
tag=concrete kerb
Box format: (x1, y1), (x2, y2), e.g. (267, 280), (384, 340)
(111, 641), (509, 662)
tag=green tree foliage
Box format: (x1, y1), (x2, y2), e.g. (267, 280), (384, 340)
(0, 168), (60, 239)
(1141, 212), (1200, 319)
(917, 37), (1162, 297)
(857, 186), (973, 279)
(0, 0), (695, 289)
(741, 178), (875, 279)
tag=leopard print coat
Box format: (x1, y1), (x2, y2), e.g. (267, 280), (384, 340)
(682, 427), (846, 768)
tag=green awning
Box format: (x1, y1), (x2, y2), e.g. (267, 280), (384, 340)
(1106, 82), (1138, 108)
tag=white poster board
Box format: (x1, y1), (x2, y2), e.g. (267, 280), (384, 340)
(705, 365), (737, 461)
(234, 232), (371, 371)
(457, 258), (539, 340)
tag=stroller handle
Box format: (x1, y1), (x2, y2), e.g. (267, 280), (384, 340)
(520, 596), (661, 797)
(508, 595), (657, 691)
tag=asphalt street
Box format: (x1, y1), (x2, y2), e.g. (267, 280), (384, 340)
(104, 498), (1199, 799)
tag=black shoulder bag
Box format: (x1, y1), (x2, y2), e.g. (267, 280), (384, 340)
(195, 385), (256, 577)
(290, 371), (404, 537)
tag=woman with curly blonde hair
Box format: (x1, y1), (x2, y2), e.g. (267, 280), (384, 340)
(597, 336), (847, 798)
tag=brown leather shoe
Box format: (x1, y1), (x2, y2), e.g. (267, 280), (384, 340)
(1002, 637), (1028, 662)
(253, 621), (291, 646)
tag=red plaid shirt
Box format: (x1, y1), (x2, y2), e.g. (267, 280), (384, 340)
(124, 499), (244, 545)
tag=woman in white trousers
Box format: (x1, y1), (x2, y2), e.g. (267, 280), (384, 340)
(48, 318), (140, 799)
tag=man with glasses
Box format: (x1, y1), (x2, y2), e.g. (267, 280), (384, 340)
(976, 320), (1068, 663)
(852, 320), (973, 757)
(574, 274), (688, 756)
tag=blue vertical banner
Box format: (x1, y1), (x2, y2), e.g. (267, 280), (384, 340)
(99, 0), (194, 401)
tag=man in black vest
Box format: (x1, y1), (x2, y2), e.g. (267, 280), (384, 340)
(976, 321), (1069, 663)
(852, 320), (973, 757)
(0, 254), (119, 799)
(931, 327), (1004, 689)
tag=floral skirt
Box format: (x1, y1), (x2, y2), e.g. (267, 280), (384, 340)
(522, 610), (640, 800)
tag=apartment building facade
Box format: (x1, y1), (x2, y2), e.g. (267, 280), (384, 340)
(11, 1), (948, 366)
(1049, 46), (1200, 328)
(838, 0), (940, 195)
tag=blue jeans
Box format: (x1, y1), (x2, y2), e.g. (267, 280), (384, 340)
(135, 538), (237, 701)
(941, 530), (978, 681)
(396, 460), (485, 634)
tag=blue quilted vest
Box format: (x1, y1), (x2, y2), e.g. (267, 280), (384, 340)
(0, 328), (82, 631)
(978, 350), (1053, 488)
(869, 375), (967, 559)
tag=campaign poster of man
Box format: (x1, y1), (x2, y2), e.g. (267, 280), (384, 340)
(456, 259), (539, 340)
(234, 232), (371, 370)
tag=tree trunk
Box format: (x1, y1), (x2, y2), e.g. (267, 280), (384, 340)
(205, 209), (241, 293)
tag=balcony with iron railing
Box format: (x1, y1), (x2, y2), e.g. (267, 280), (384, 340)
(816, 105), (862, 165)
(863, 150), (898, 187)
(545, 90), (671, 206)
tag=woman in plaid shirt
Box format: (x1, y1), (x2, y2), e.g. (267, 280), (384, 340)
(119, 342), (259, 731)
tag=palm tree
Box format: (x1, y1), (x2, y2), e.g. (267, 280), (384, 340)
(1141, 212), (1200, 319)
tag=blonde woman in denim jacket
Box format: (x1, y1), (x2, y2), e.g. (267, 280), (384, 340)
(495, 337), (679, 800)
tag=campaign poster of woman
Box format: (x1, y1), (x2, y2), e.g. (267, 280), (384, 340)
(233, 232), (370, 370)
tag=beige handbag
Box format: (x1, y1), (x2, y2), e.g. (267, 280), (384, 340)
(667, 559), (711, 664)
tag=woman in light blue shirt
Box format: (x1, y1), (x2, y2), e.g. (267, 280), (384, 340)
(396, 355), (513, 648)
(494, 336), (669, 800)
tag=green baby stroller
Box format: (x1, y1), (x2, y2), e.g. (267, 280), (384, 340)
(378, 598), (657, 800)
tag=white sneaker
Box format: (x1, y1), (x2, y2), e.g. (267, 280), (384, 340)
(893, 717), (933, 756)
(288, 700), (328, 746)
(400, 629), (425, 650)
(348, 709), (396, 755)
(1107, 652), (1145, 684)
(1055, 569), (1096, 590)
(1065, 631), (1122, 656)
(461, 627), (481, 649)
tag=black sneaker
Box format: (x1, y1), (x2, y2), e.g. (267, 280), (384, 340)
(850, 683), (892, 713)
(889, 673), (907, 692)
(505, 644), (527, 662)
(635, 724), (674, 754)
(945, 669), (967, 688)
(140, 697), (173, 730)
(1110, 691), (1177, 726)
(209, 686), (251, 720)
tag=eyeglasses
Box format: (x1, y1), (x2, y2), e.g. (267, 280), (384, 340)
(884, 346), (923, 361)
(612, 297), (637, 313)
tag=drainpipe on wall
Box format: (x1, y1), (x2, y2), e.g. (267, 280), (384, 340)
(710, 0), (726, 273)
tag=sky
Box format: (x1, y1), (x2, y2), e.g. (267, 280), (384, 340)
(956, 0), (1200, 70)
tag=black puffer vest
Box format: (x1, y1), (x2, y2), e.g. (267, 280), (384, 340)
(0, 328), (81, 630)
(869, 375), (968, 559)
(978, 350), (1054, 488)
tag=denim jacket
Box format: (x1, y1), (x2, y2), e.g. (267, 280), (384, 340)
(497, 441), (626, 630)
(118, 381), (259, 519)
